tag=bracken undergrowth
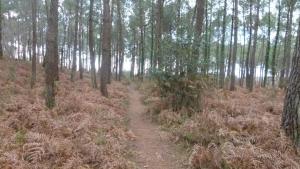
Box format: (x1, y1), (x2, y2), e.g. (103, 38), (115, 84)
(0, 60), (135, 169)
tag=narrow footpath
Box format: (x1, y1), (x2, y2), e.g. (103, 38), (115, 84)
(128, 87), (184, 169)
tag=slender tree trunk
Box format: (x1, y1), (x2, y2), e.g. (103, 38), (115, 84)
(219, 0), (227, 88)
(150, 0), (154, 70)
(246, 1), (253, 89)
(203, 0), (210, 74)
(89, 0), (97, 88)
(227, 13), (234, 79)
(263, 0), (271, 87)
(45, 0), (58, 109)
(230, 0), (238, 91)
(285, 1), (295, 78)
(190, 0), (205, 75)
(279, 0), (295, 88)
(108, 0), (114, 84)
(79, 0), (83, 79)
(100, 0), (112, 97)
(61, 16), (67, 70)
(117, 0), (124, 81)
(272, 0), (281, 87)
(130, 29), (137, 79)
(175, 0), (181, 75)
(71, 0), (80, 82)
(31, 0), (37, 88)
(139, 0), (145, 79)
(249, 0), (260, 92)
(240, 5), (246, 87)
(0, 0), (3, 59)
(155, 0), (164, 69)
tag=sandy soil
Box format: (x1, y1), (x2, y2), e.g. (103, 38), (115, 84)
(128, 86), (184, 169)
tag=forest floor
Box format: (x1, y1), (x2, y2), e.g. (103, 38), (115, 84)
(127, 86), (185, 169)
(0, 60), (136, 169)
(3, 59), (300, 169)
(140, 81), (300, 169)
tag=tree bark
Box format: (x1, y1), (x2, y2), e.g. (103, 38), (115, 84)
(79, 0), (84, 80)
(45, 0), (58, 109)
(190, 0), (205, 75)
(0, 0), (3, 59)
(130, 28), (137, 79)
(155, 0), (164, 70)
(219, 0), (227, 88)
(31, 0), (37, 88)
(279, 0), (295, 88)
(100, 0), (112, 97)
(71, 0), (80, 82)
(249, 0), (260, 92)
(272, 0), (281, 87)
(138, 0), (144, 79)
(263, 0), (271, 87)
(230, 0), (238, 91)
(282, 20), (300, 146)
(89, 0), (97, 88)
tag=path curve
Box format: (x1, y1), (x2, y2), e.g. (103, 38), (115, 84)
(128, 86), (184, 169)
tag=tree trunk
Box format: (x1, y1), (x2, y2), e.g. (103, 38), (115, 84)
(155, 0), (164, 70)
(190, 0), (205, 75)
(282, 20), (300, 146)
(230, 0), (238, 91)
(150, 0), (155, 70)
(263, 0), (271, 87)
(31, 0), (37, 88)
(227, 12), (234, 80)
(71, 0), (80, 82)
(0, 0), (3, 59)
(130, 28), (137, 79)
(272, 0), (281, 87)
(279, 0), (295, 88)
(249, 0), (260, 92)
(116, 0), (124, 81)
(246, 1), (253, 90)
(219, 0), (227, 88)
(45, 0), (58, 109)
(89, 0), (97, 88)
(138, 0), (144, 79)
(240, 5), (246, 87)
(79, 0), (84, 79)
(100, 0), (112, 97)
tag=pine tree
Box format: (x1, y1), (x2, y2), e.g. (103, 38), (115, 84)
(45, 0), (58, 108)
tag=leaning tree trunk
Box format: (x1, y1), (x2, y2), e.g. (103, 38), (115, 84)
(282, 20), (300, 146)
(45, 0), (58, 109)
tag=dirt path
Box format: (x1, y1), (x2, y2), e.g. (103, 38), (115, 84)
(128, 87), (184, 169)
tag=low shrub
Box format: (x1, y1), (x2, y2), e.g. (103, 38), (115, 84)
(153, 72), (208, 113)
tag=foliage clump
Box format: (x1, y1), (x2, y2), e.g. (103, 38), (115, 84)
(153, 71), (209, 113)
